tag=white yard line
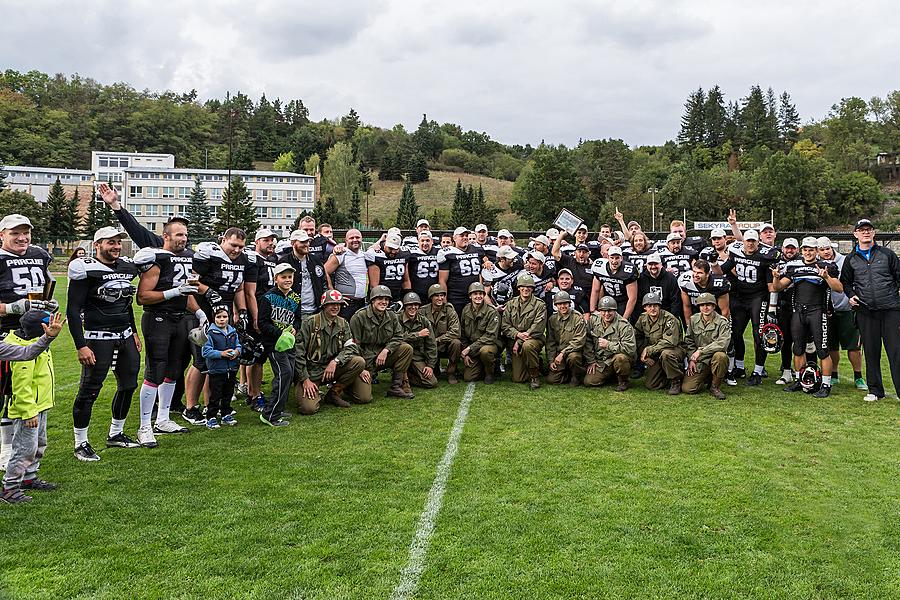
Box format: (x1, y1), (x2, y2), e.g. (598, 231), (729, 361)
(390, 381), (476, 600)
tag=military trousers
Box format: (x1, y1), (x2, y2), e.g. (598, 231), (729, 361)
(546, 351), (584, 385)
(643, 348), (686, 390)
(510, 339), (544, 383)
(682, 351), (728, 394)
(583, 354), (632, 387)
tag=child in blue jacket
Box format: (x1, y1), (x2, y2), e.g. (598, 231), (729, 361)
(201, 307), (242, 429)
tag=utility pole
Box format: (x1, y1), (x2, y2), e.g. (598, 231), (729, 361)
(647, 187), (659, 232)
(226, 91), (233, 228)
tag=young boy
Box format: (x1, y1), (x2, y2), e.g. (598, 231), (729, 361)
(201, 307), (242, 429)
(257, 263), (301, 427)
(1, 311), (65, 505)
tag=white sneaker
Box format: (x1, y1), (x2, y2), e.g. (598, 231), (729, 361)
(137, 425), (159, 448)
(0, 444), (10, 471)
(154, 419), (189, 434)
(862, 393), (880, 402)
(776, 374), (793, 385)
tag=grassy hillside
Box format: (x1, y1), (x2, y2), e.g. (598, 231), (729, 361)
(362, 169), (523, 230)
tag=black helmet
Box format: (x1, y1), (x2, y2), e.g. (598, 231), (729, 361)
(760, 323), (784, 354)
(799, 362), (822, 393)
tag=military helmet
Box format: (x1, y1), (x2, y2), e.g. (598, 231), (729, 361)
(370, 285), (392, 300)
(696, 292), (716, 306)
(598, 296), (617, 311)
(553, 291), (572, 304)
(427, 283), (447, 299)
(402, 292), (422, 306)
(468, 282), (486, 295)
(642, 292), (662, 306)
(321, 289), (344, 306)
(516, 273), (536, 288)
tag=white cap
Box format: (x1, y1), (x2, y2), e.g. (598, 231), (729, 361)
(528, 251), (546, 263)
(93, 226), (127, 242)
(816, 236), (835, 248)
(646, 252), (662, 264)
(800, 236), (818, 249)
(744, 229), (760, 241)
(531, 234), (551, 247)
(387, 227), (402, 237)
(417, 230), (432, 239)
(760, 223), (775, 232)
(290, 229), (310, 242)
(576, 223), (589, 232)
(273, 262), (295, 275)
(475, 223), (488, 233)
(0, 214), (32, 230)
(416, 218), (430, 228)
(783, 237), (799, 248)
(710, 228), (727, 238)
(497, 229), (512, 238)
(545, 228), (560, 239)
(497, 246), (518, 259)
(608, 245), (623, 256)
(453, 226), (470, 237)
(666, 232), (682, 242)
(254, 228), (277, 241)
(385, 233), (402, 249)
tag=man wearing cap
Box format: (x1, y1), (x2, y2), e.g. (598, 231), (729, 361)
(546, 291), (587, 386)
(590, 246), (638, 319)
(438, 226), (486, 315)
(460, 282), (500, 384)
(296, 289), (369, 413)
(552, 233), (594, 290)
(817, 237), (866, 391)
(420, 284), (462, 384)
(240, 228), (279, 406)
(407, 230), (441, 303)
(256, 263), (301, 425)
(682, 293), (731, 399)
(583, 296), (636, 391)
(698, 228), (731, 270)
(398, 292), (439, 390)
(529, 234), (556, 276)
(350, 285), (415, 399)
(68, 227), (146, 460)
(773, 237), (843, 398)
(0, 213), (57, 469)
(501, 274), (547, 389)
(550, 268), (589, 315)
(280, 229), (327, 319)
(474, 224), (494, 248)
(658, 232), (698, 277)
(678, 259), (730, 323)
(840, 219), (900, 402)
(771, 238), (800, 385)
(366, 231), (411, 303)
(326, 229), (368, 320)
(482, 245), (522, 311)
(638, 252), (682, 324)
(524, 251), (555, 303)
(634, 293), (685, 394)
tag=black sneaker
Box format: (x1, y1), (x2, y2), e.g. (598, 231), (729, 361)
(732, 367), (746, 380)
(181, 407), (206, 425)
(1, 488), (32, 504)
(260, 413), (290, 427)
(783, 380), (803, 393)
(725, 371), (737, 387)
(813, 385), (831, 398)
(746, 372), (763, 386)
(74, 441), (100, 462)
(22, 478), (58, 491)
(106, 432), (141, 448)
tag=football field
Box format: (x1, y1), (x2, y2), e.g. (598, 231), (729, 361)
(1, 278), (898, 599)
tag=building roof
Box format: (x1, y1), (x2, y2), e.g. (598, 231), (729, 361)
(123, 167), (310, 178)
(2, 165), (93, 176)
(92, 151), (175, 158)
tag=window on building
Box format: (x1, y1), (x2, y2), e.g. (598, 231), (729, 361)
(271, 207), (283, 219)
(209, 188), (223, 201)
(147, 186), (160, 199)
(255, 189), (268, 201)
(270, 190), (285, 202)
(131, 204), (143, 216)
(300, 190), (313, 201)
(162, 205), (176, 217)
(146, 205), (159, 216)
(129, 186), (143, 196)
(286, 190), (297, 202)
(178, 187), (191, 199)
(255, 206), (268, 218)
(162, 187), (175, 198)
(148, 221), (156, 232)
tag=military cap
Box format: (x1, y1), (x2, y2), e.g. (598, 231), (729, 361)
(402, 292), (422, 306)
(427, 283), (447, 298)
(516, 273), (536, 288)
(370, 285), (392, 300)
(468, 282), (486, 295)
(598, 296), (617, 311)
(642, 292), (662, 306)
(696, 292), (716, 306)
(553, 291), (572, 304)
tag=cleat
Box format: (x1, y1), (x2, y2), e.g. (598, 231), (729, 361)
(137, 425), (159, 448)
(260, 413), (290, 427)
(206, 417), (220, 429)
(783, 380), (803, 393)
(74, 441), (101, 462)
(725, 371), (737, 387)
(484, 374), (495, 385)
(745, 372), (763, 386)
(731, 367), (746, 380)
(221, 415), (237, 427)
(22, 478), (58, 491)
(776, 371), (793, 385)
(181, 407), (206, 425)
(253, 395), (266, 412)
(106, 433), (141, 448)
(1, 488), (32, 504)
(862, 393), (880, 402)
(813, 385), (831, 399)
(235, 383), (248, 398)
(279, 411), (294, 420)
(855, 377), (868, 391)
(154, 419), (189, 435)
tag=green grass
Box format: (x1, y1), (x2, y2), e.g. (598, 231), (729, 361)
(1, 277), (898, 599)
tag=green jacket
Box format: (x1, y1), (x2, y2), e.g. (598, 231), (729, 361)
(400, 312), (438, 365)
(295, 312), (359, 382)
(420, 303), (460, 344)
(683, 312), (731, 364)
(501, 295), (547, 342)
(546, 311), (587, 358)
(584, 313), (636, 367)
(634, 310), (683, 358)
(349, 305), (404, 366)
(5, 332), (55, 420)
(460, 302), (500, 354)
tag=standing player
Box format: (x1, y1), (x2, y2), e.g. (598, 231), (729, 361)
(366, 233), (411, 302)
(678, 259), (730, 323)
(637, 253), (682, 322)
(239, 229), (278, 405)
(589, 246), (638, 319)
(658, 232), (697, 277)
(68, 227), (145, 461)
(698, 228), (731, 272)
(482, 246), (522, 311)
(439, 227), (486, 315)
(552, 234), (593, 290)
(407, 231), (440, 303)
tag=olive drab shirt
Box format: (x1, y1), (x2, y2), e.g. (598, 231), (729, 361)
(420, 303), (461, 344)
(349, 306), (404, 365)
(634, 310), (683, 357)
(400, 313), (438, 365)
(461, 302), (500, 354)
(546, 311), (587, 358)
(295, 313), (359, 382)
(683, 312), (731, 364)
(584, 313), (636, 367)
(501, 295), (547, 342)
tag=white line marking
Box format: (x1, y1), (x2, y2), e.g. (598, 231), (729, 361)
(390, 381), (476, 600)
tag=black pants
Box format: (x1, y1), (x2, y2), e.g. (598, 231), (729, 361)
(855, 308), (900, 398)
(791, 308), (829, 359)
(778, 303), (794, 370)
(730, 294), (768, 368)
(73, 336), (141, 429)
(207, 371), (237, 419)
(142, 311), (190, 385)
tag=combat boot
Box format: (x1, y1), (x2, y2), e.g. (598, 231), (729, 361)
(324, 383), (351, 408)
(710, 376), (726, 400)
(387, 371), (415, 399)
(529, 368), (541, 390)
(615, 377), (629, 392)
(668, 378), (683, 395)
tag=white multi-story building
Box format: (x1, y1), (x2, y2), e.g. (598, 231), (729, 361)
(91, 151), (175, 192)
(2, 166), (94, 203)
(123, 167), (315, 236)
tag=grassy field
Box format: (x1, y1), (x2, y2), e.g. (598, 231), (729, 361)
(1, 278), (898, 599)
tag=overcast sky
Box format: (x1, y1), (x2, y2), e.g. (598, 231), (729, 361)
(2, 0), (893, 147)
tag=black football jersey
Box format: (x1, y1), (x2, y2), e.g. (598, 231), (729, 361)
(481, 265), (521, 307)
(438, 245), (486, 306)
(193, 242), (247, 305)
(244, 249), (277, 298)
(134, 247), (195, 314)
(781, 259), (838, 309)
(623, 248), (655, 274)
(67, 257), (138, 345)
(590, 258), (638, 304)
(0, 246), (52, 332)
(365, 248), (410, 301)
(721, 242), (778, 297)
(308, 234), (332, 262)
(678, 271), (730, 312)
(658, 247), (698, 276)
(407, 247), (440, 301)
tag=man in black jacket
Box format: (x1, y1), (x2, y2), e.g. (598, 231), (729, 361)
(839, 219), (900, 401)
(277, 230), (327, 319)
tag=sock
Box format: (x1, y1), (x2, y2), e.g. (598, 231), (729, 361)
(138, 383), (157, 428)
(74, 427), (89, 447)
(753, 365), (764, 375)
(156, 380), (177, 423)
(794, 371), (801, 380)
(728, 357), (736, 370)
(782, 369), (792, 379)
(0, 420), (12, 448)
(854, 370), (862, 380)
(109, 418), (126, 437)
(831, 371), (838, 378)
(736, 360), (745, 370)
(822, 375), (832, 386)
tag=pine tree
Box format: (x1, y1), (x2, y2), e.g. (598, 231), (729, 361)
(81, 191), (115, 237)
(395, 181), (419, 229)
(44, 178), (73, 243)
(739, 85), (773, 149)
(216, 176), (259, 234)
(450, 179), (472, 226)
(777, 91), (801, 150)
(378, 147), (403, 180)
(764, 87), (780, 148)
(406, 150), (429, 183)
(0, 163), (7, 192)
(186, 177), (214, 241)
(65, 189), (82, 240)
(703, 85), (727, 147)
(677, 87), (706, 148)
(724, 100), (742, 146)
(348, 187), (362, 225)
(340, 108), (361, 139)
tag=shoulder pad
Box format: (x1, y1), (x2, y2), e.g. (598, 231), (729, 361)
(243, 249), (259, 263)
(677, 271), (692, 284)
(133, 247), (164, 266)
(195, 241), (226, 261)
(29, 245), (52, 260)
(67, 258), (88, 280)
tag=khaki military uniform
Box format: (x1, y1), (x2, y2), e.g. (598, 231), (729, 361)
(634, 310), (685, 390)
(349, 305), (413, 377)
(583, 313), (636, 386)
(460, 302), (500, 382)
(682, 312), (731, 393)
(294, 312), (367, 414)
(546, 311), (587, 384)
(501, 295), (547, 383)
(400, 312), (439, 388)
(421, 303), (462, 374)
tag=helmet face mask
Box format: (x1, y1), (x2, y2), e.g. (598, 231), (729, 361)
(760, 323), (784, 354)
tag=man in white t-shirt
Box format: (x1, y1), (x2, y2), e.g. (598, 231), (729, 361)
(325, 228), (369, 319)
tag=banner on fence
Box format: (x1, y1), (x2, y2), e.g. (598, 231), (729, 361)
(693, 221), (767, 231)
